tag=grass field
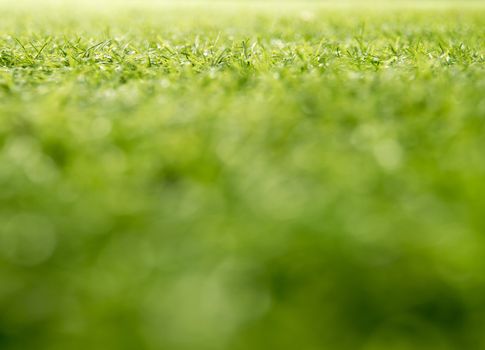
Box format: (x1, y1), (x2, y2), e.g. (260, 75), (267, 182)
(1, 1), (485, 349)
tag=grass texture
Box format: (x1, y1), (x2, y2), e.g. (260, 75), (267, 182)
(0, 2), (485, 350)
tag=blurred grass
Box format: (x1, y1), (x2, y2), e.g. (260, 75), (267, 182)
(1, 2), (485, 350)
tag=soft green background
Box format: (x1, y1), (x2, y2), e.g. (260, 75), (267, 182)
(1, 2), (485, 350)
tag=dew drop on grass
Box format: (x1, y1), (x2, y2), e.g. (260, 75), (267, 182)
(373, 139), (403, 171)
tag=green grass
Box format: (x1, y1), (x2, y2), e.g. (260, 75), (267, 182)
(1, 2), (485, 349)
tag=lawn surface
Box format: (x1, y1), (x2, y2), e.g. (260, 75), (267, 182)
(1, 2), (485, 349)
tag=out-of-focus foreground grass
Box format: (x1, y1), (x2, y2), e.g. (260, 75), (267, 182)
(0, 2), (485, 349)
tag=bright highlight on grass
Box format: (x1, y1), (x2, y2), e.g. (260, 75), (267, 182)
(0, 1), (484, 350)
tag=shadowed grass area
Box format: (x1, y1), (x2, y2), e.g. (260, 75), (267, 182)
(0, 2), (485, 350)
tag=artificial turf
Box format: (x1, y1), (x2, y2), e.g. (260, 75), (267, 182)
(0, 1), (485, 349)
